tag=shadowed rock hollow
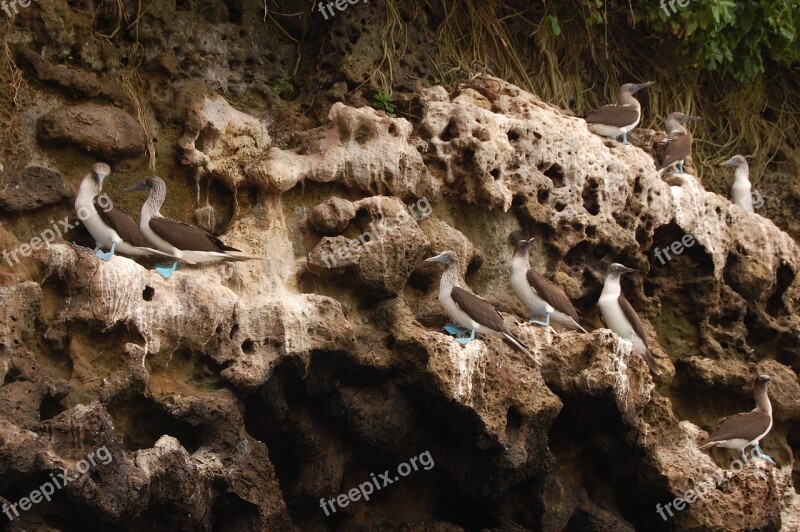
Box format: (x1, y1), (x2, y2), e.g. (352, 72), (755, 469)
(0, 3), (799, 531)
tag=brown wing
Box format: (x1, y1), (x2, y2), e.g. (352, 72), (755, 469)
(618, 294), (661, 374)
(94, 196), (152, 248)
(699, 412), (772, 445)
(149, 217), (241, 253)
(585, 105), (639, 127)
(451, 287), (510, 334)
(659, 132), (692, 169)
(526, 269), (581, 323)
(618, 295), (649, 349)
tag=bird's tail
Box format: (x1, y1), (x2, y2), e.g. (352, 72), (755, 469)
(502, 332), (540, 367)
(143, 248), (196, 265)
(221, 253), (266, 262)
(564, 317), (589, 334)
(697, 439), (719, 451)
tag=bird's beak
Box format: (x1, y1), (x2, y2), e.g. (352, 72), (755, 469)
(719, 158), (737, 168)
(122, 181), (149, 193)
(630, 81), (655, 93)
(425, 252), (448, 264)
(619, 266), (635, 274)
(684, 115), (702, 122)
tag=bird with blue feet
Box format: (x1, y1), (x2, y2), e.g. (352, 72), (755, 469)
(698, 375), (776, 465)
(510, 238), (588, 334)
(425, 250), (538, 366)
(74, 163), (188, 278)
(123, 176), (264, 278)
(585, 81), (655, 144)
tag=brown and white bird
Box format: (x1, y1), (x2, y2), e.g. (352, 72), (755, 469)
(597, 263), (661, 375)
(720, 155), (755, 212)
(510, 239), (587, 333)
(426, 250), (538, 366)
(585, 82), (655, 144)
(124, 176), (262, 277)
(698, 375), (774, 464)
(75, 163), (186, 269)
(657, 112), (702, 174)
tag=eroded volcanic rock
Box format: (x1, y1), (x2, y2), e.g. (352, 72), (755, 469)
(0, 166), (73, 212)
(1, 73), (798, 531)
(37, 103), (147, 159)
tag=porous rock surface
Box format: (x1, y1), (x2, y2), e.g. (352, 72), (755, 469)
(1, 72), (798, 532)
(0, 166), (73, 212)
(36, 103), (147, 159)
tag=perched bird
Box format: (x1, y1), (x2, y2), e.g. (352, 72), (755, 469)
(720, 155), (755, 212)
(75, 163), (185, 269)
(585, 82), (655, 144)
(426, 250), (538, 366)
(510, 238), (587, 333)
(698, 375), (775, 464)
(657, 112), (702, 174)
(124, 176), (262, 278)
(597, 263), (661, 375)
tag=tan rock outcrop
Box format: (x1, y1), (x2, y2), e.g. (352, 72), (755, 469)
(1, 73), (798, 530)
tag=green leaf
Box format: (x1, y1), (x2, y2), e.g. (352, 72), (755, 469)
(779, 26), (795, 40)
(546, 15), (562, 36)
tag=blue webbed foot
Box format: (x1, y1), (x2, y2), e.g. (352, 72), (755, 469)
(154, 261), (180, 279)
(95, 242), (117, 261)
(621, 132), (630, 145)
(443, 323), (476, 344)
(444, 323), (467, 336)
(456, 328), (476, 344)
(754, 444), (776, 465)
(529, 312), (552, 328)
(678, 162), (685, 174)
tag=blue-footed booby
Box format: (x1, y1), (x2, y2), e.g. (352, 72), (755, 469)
(658, 112), (701, 174)
(597, 263), (661, 375)
(698, 375), (774, 464)
(510, 239), (587, 333)
(123, 176), (262, 277)
(585, 82), (655, 144)
(75, 163), (186, 270)
(720, 155), (754, 212)
(426, 251), (538, 366)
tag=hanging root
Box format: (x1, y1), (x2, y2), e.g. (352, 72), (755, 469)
(0, 21), (24, 159)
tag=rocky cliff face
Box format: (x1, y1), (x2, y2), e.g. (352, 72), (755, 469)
(0, 2), (799, 531)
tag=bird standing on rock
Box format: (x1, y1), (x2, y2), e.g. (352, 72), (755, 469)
(510, 238), (587, 333)
(597, 263), (661, 375)
(698, 375), (775, 464)
(123, 176), (262, 278)
(426, 250), (539, 366)
(720, 155), (756, 213)
(657, 112), (702, 174)
(75, 163), (185, 271)
(585, 81), (655, 144)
